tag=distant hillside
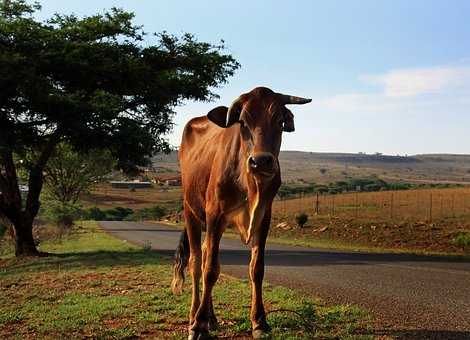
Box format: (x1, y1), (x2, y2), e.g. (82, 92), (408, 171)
(152, 151), (470, 185)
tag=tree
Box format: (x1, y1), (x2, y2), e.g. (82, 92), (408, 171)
(40, 143), (115, 228)
(0, 1), (239, 256)
(43, 143), (114, 205)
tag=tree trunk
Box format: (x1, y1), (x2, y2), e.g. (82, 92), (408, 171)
(13, 218), (39, 257)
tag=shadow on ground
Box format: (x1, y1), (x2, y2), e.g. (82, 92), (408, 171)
(369, 329), (470, 340)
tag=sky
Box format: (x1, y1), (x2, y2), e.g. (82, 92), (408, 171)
(37, 0), (470, 155)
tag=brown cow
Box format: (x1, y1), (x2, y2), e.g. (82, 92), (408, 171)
(171, 87), (311, 339)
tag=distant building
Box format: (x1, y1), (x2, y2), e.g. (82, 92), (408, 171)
(165, 179), (181, 186)
(154, 174), (181, 186)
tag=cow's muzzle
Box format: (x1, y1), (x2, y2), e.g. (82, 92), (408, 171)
(248, 152), (277, 177)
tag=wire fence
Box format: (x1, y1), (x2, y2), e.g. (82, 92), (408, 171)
(273, 187), (470, 223)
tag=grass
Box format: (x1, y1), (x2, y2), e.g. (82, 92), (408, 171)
(0, 222), (371, 339)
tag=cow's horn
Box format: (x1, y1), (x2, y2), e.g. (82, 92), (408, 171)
(226, 97), (243, 127)
(278, 94), (312, 105)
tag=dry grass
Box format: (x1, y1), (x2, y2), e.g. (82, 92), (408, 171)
(271, 187), (470, 254)
(82, 184), (182, 211)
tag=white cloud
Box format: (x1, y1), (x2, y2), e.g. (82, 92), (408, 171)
(361, 65), (470, 97)
(313, 64), (470, 115)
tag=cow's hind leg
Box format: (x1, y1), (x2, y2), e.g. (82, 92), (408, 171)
(184, 208), (203, 328)
(189, 216), (223, 339)
(250, 211), (271, 339)
(202, 240), (218, 330)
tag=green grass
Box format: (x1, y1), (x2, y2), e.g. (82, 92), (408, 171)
(0, 222), (371, 339)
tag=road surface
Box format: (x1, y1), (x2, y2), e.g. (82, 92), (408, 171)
(100, 221), (470, 339)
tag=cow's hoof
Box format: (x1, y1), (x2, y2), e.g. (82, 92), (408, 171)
(252, 328), (271, 339)
(188, 330), (211, 340)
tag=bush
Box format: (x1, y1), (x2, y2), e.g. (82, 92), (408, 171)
(134, 205), (167, 220)
(80, 206), (134, 221)
(453, 232), (470, 249)
(43, 201), (81, 229)
(295, 212), (309, 228)
(106, 207), (134, 221)
(82, 207), (107, 221)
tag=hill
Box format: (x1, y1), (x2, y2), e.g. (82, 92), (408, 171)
(151, 151), (470, 185)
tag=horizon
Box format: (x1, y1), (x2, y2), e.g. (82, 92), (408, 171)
(37, 0), (470, 155)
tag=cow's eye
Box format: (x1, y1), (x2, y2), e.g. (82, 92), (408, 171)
(240, 124), (252, 141)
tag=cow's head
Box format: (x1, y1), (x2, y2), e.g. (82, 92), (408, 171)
(208, 87), (311, 179)
(207, 87), (311, 243)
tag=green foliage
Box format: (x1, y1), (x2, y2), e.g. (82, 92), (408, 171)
(0, 0), (239, 249)
(133, 205), (167, 221)
(295, 212), (308, 228)
(1, 1), (239, 170)
(278, 183), (316, 199)
(105, 207), (134, 221)
(81, 207), (106, 221)
(81, 206), (133, 221)
(44, 143), (115, 205)
(80, 205), (166, 221)
(42, 200), (82, 228)
(453, 232), (470, 249)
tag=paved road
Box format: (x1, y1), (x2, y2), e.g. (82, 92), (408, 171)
(100, 221), (470, 339)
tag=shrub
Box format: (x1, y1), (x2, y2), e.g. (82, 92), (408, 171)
(43, 201), (81, 229)
(453, 232), (470, 249)
(106, 207), (134, 221)
(295, 212), (309, 228)
(134, 205), (167, 220)
(81, 207), (107, 221)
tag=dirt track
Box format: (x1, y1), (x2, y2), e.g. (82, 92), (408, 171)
(100, 221), (470, 339)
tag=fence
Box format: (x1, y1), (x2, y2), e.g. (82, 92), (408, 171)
(272, 187), (470, 223)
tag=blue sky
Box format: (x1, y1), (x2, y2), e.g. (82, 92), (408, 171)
(37, 1), (470, 155)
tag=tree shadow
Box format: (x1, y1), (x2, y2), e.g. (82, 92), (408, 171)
(1, 249), (174, 276)
(368, 328), (470, 340)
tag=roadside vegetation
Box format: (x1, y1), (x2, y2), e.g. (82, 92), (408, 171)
(0, 222), (370, 339)
(278, 177), (463, 199)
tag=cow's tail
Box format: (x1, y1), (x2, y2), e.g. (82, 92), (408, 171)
(171, 228), (190, 295)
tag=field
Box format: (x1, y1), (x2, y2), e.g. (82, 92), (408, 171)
(84, 183), (470, 254)
(82, 184), (182, 211)
(152, 150), (470, 185)
(271, 187), (470, 254)
(0, 222), (370, 339)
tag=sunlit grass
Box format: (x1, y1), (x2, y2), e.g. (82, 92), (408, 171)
(0, 221), (371, 339)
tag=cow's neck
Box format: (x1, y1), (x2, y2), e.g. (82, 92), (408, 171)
(234, 138), (280, 244)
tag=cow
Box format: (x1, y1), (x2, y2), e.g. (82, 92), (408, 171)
(171, 87), (311, 339)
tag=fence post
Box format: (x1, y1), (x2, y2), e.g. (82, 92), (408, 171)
(416, 192), (420, 220)
(440, 195), (444, 218)
(451, 194), (455, 218)
(315, 192), (320, 215)
(390, 193), (394, 220)
(355, 192), (359, 219)
(331, 195), (335, 217)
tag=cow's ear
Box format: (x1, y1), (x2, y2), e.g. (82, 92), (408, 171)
(282, 109), (295, 132)
(207, 106), (230, 128)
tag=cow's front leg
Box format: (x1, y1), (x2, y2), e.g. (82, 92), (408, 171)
(249, 212), (271, 339)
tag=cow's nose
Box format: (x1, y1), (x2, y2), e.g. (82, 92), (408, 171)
(248, 153), (275, 173)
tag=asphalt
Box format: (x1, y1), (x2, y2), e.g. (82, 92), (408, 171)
(99, 221), (470, 339)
